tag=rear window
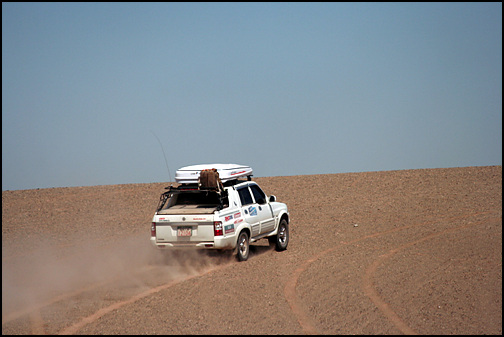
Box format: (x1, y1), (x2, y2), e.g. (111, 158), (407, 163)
(175, 192), (221, 205)
(161, 191), (223, 210)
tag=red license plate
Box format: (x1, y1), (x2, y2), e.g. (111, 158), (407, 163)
(177, 227), (192, 237)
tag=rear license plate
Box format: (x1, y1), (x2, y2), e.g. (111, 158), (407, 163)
(177, 227), (192, 237)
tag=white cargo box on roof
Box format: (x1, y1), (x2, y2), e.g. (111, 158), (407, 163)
(175, 164), (253, 184)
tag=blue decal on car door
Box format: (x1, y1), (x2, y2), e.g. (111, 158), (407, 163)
(248, 206), (257, 216)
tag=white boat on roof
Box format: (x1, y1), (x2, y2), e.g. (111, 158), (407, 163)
(175, 164), (253, 184)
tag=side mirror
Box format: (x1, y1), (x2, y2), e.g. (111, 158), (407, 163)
(269, 195), (276, 202)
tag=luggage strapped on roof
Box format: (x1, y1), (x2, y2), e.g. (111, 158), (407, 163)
(198, 168), (224, 192)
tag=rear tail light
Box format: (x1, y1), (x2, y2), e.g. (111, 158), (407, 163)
(214, 221), (223, 236)
(151, 222), (156, 237)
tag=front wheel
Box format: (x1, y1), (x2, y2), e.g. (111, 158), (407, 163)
(269, 219), (289, 251)
(236, 231), (250, 261)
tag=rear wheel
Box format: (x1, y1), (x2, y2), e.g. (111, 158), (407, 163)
(236, 231), (250, 261)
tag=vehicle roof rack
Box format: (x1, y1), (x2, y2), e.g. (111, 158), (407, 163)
(164, 177), (251, 191)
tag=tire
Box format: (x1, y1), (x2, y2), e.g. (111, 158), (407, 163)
(236, 231), (250, 261)
(270, 219), (289, 251)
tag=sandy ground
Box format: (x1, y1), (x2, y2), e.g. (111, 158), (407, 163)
(2, 165), (502, 335)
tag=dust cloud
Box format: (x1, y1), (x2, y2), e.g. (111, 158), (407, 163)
(2, 232), (232, 320)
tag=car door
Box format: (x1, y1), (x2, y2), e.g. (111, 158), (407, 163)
(237, 184), (273, 238)
(249, 184), (276, 234)
(237, 186), (260, 237)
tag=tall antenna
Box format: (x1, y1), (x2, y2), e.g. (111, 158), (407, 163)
(151, 130), (173, 182)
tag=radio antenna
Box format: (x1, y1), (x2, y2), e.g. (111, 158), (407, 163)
(151, 130), (172, 182)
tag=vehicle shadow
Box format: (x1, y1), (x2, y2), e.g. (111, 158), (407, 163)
(152, 240), (275, 266)
(204, 243), (273, 262)
(249, 242), (274, 258)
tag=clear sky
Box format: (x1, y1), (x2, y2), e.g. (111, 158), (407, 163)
(2, 2), (502, 191)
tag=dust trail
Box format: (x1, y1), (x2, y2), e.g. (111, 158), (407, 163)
(2, 231), (229, 327)
(29, 309), (44, 335)
(2, 233), (152, 318)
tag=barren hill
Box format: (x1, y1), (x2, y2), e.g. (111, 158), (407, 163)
(2, 166), (502, 334)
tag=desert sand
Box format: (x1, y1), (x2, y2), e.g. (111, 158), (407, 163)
(2, 166), (501, 334)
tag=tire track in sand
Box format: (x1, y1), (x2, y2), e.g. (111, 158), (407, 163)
(58, 262), (233, 335)
(362, 214), (500, 334)
(2, 279), (118, 326)
(284, 211), (495, 335)
(2, 264), (159, 332)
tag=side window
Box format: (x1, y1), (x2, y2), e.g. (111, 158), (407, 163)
(237, 187), (254, 206)
(250, 185), (266, 204)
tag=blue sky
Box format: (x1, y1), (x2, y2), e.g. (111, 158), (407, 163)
(2, 2), (502, 191)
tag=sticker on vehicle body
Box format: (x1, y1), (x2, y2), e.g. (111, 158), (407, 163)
(248, 206), (257, 216)
(158, 217), (170, 222)
(224, 224), (235, 234)
(225, 215), (233, 222)
(234, 212), (241, 218)
(234, 218), (243, 225)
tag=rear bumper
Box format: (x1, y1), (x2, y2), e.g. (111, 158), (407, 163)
(150, 235), (235, 250)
